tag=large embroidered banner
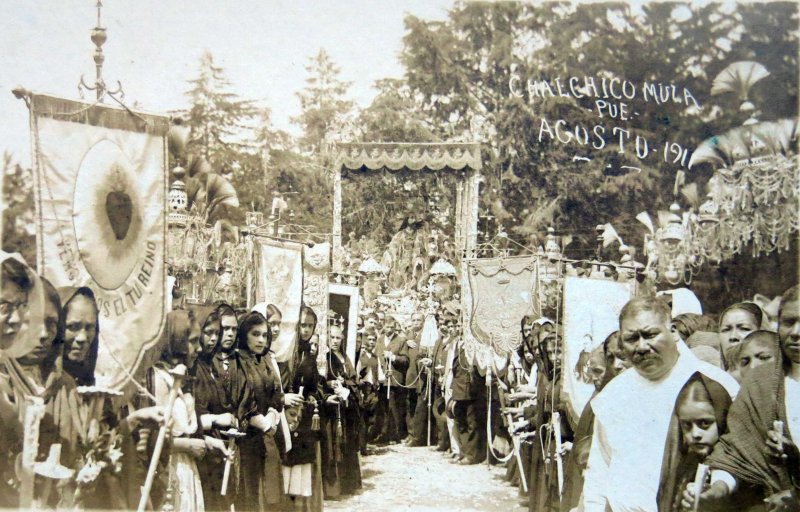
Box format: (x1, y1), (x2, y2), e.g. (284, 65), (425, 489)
(302, 242), (330, 359)
(30, 94), (169, 389)
(561, 276), (634, 425)
(253, 237), (304, 363)
(466, 256), (539, 361)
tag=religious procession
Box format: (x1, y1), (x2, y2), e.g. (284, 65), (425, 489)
(1, 1), (799, 511)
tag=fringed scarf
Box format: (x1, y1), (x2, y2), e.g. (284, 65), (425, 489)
(706, 342), (795, 496)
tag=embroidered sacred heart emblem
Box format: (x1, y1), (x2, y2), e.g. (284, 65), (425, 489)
(106, 190), (133, 240)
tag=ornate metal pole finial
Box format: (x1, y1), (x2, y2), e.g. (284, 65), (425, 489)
(79, 0), (123, 102)
(90, 1), (106, 100)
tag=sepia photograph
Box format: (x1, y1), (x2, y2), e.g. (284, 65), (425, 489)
(0, 1), (798, 510)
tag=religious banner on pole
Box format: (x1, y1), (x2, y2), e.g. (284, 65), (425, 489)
(252, 236), (304, 363)
(465, 256), (539, 364)
(29, 93), (169, 389)
(302, 242), (330, 358)
(561, 276), (634, 425)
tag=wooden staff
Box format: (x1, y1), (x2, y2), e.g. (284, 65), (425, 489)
(386, 355), (392, 400)
(497, 384), (527, 493)
(486, 365), (492, 468)
(426, 347), (433, 447)
(311, 402), (323, 512)
(552, 411), (564, 500)
(692, 463), (710, 512)
(220, 428), (245, 496)
(137, 364), (186, 512)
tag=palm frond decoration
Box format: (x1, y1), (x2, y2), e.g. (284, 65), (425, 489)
(751, 118), (799, 156)
(511, 196), (561, 237)
(688, 137), (726, 169)
(636, 211), (654, 236)
(711, 61), (770, 112)
(183, 154), (240, 222)
(680, 183), (701, 209)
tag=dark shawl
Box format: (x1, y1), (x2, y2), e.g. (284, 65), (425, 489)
(561, 400), (596, 510)
(236, 349), (285, 507)
(706, 343), (796, 496)
(189, 305), (224, 416)
(657, 372), (733, 512)
(58, 287), (99, 386)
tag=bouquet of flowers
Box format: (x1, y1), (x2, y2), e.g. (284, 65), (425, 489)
(72, 427), (124, 507)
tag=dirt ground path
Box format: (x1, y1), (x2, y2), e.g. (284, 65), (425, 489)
(325, 444), (528, 511)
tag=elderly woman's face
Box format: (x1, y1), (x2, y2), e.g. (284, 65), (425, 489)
(719, 309), (758, 353)
(64, 295), (97, 363)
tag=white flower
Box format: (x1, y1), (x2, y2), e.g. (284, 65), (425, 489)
(108, 447), (122, 464)
(75, 462), (102, 485)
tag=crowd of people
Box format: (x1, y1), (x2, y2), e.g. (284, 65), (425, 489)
(2, 246), (799, 511)
(351, 289), (800, 512)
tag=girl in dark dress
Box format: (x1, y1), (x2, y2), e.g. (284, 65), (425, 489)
(282, 305), (325, 511)
(236, 311), (285, 510)
(190, 304), (252, 511)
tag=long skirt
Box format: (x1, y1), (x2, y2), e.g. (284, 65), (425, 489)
(238, 434), (284, 510)
(282, 463), (312, 497)
(321, 414), (362, 498)
(167, 452), (205, 512)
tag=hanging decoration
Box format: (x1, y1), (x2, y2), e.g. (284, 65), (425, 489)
(633, 61), (798, 284)
(685, 61), (799, 264)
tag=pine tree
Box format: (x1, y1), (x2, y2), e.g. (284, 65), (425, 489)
(293, 49), (355, 153)
(184, 51), (255, 166)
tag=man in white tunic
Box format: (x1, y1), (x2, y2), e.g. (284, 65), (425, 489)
(581, 297), (738, 512)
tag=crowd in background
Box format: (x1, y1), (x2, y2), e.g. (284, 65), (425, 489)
(351, 285), (800, 511)
(1, 247), (799, 511)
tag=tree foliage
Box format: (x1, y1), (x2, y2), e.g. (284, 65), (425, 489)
(1, 153), (35, 264)
(397, 1), (798, 259)
(293, 49), (355, 153)
(184, 51), (256, 167)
